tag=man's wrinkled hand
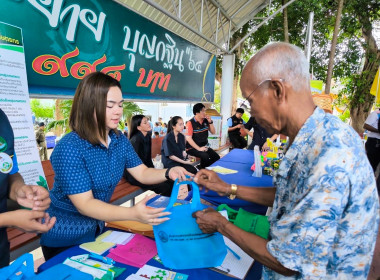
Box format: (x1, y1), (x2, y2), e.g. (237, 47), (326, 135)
(192, 208), (226, 233)
(194, 169), (230, 196)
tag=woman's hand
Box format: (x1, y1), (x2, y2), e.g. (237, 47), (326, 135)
(132, 194), (171, 225)
(168, 166), (194, 181)
(6, 210), (56, 233)
(15, 184), (51, 211)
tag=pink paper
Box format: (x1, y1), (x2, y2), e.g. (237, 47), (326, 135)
(106, 234), (157, 268)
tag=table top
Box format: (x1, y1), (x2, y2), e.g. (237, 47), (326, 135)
(38, 234), (263, 280)
(200, 149), (273, 214)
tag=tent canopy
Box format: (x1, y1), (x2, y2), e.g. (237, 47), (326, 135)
(115, 0), (272, 54)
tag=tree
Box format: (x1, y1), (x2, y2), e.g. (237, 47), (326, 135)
(325, 0), (344, 95)
(30, 99), (54, 121)
(236, 0), (379, 133)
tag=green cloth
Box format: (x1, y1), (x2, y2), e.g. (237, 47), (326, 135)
(217, 204), (270, 239)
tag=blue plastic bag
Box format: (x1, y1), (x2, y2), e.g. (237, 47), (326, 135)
(0, 253), (35, 280)
(153, 179), (227, 269)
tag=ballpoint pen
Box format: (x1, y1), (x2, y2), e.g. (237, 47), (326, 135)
(226, 245), (241, 260)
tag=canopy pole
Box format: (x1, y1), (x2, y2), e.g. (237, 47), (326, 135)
(220, 53), (235, 145)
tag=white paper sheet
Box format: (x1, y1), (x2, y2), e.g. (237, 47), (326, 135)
(102, 231), (135, 245)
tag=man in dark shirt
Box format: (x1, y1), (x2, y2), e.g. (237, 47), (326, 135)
(245, 116), (274, 150)
(227, 108), (247, 149)
(186, 103), (220, 169)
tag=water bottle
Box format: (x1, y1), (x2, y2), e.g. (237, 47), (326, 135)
(253, 145), (262, 177)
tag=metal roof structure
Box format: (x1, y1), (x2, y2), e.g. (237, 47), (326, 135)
(114, 0), (297, 54)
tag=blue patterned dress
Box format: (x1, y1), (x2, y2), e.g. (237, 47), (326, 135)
(41, 130), (142, 247)
(263, 107), (379, 279)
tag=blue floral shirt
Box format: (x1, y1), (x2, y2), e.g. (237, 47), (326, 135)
(263, 107), (379, 279)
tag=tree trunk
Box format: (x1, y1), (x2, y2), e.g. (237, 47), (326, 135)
(325, 0), (344, 95)
(349, 15), (380, 133)
(282, 0), (289, 43)
(54, 99), (63, 136)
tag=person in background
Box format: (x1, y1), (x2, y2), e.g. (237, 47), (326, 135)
(36, 122), (48, 161)
(125, 115), (176, 196)
(147, 116), (153, 130)
(160, 123), (168, 136)
(123, 122), (128, 138)
(153, 131), (160, 138)
(364, 108), (380, 194)
(245, 116), (278, 151)
(153, 122), (162, 135)
(158, 117), (163, 125)
(40, 72), (191, 260)
(227, 108), (247, 149)
(193, 42), (379, 279)
(186, 103), (220, 169)
(161, 116), (197, 174)
(0, 108), (55, 268)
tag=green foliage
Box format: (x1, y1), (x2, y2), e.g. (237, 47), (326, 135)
(338, 109), (350, 123)
(211, 82), (221, 113)
(46, 100), (72, 134)
(119, 102), (145, 130)
(30, 99), (54, 120)
(240, 0), (379, 118)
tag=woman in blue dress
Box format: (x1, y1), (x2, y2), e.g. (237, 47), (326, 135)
(40, 72), (190, 260)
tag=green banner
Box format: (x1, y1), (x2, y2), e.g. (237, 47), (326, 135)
(0, 0), (216, 102)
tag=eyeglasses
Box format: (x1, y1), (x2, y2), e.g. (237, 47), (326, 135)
(240, 78), (285, 110)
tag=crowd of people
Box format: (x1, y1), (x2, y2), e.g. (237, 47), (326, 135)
(1, 42), (379, 279)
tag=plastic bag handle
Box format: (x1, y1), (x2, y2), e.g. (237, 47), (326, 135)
(0, 253), (35, 279)
(166, 178), (201, 211)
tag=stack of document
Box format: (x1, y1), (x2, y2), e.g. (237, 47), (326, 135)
(125, 264), (188, 280)
(80, 230), (135, 255)
(107, 234), (157, 268)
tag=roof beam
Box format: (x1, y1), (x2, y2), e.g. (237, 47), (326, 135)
(143, 0), (227, 52)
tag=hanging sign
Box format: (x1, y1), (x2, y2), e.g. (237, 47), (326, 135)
(0, 0), (216, 102)
(0, 21), (47, 187)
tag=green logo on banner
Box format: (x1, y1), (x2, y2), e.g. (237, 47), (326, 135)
(0, 137), (7, 152)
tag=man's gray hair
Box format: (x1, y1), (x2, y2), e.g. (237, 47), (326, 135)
(252, 42), (310, 92)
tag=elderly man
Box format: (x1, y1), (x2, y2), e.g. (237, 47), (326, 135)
(193, 43), (379, 279)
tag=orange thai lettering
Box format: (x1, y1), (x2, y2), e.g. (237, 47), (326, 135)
(136, 68), (171, 93)
(32, 48), (126, 81)
(70, 54), (107, 79)
(101, 65), (126, 81)
(32, 47), (79, 77)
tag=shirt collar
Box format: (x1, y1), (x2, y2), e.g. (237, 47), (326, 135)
(81, 129), (119, 149)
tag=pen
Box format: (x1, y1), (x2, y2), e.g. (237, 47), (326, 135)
(226, 245), (241, 260)
(89, 252), (115, 265)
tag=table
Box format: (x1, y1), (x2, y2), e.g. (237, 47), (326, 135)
(38, 229), (263, 280)
(200, 149), (273, 215)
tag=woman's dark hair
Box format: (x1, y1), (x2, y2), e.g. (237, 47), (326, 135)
(129, 115), (145, 140)
(167, 116), (183, 133)
(69, 72), (121, 145)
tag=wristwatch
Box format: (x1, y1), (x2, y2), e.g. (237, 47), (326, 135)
(228, 184), (238, 200)
(165, 168), (171, 180)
